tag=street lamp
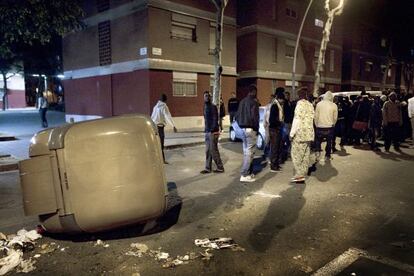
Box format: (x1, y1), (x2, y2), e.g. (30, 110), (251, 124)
(292, 0), (314, 99)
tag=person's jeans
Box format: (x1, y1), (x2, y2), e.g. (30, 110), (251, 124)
(205, 132), (224, 171)
(269, 127), (282, 169)
(384, 123), (401, 150)
(240, 128), (257, 176)
(39, 108), (48, 128)
(157, 125), (165, 161)
(411, 118), (414, 145)
(315, 127), (335, 157)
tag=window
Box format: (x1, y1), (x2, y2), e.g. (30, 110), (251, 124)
(381, 38), (387, 48)
(387, 68), (392, 77)
(273, 38), (278, 63)
(285, 40), (295, 59)
(286, 8), (297, 19)
(173, 72), (197, 97)
(365, 61), (373, 72)
(329, 50), (335, 72)
(315, 18), (324, 28)
(209, 23), (216, 51)
(171, 13), (197, 42)
(98, 21), (111, 66)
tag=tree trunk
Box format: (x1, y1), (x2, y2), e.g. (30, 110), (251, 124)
(212, 6), (224, 107)
(1, 72), (8, 110)
(381, 43), (393, 91)
(313, 0), (344, 97)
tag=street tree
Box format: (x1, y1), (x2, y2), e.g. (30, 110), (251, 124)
(0, 0), (83, 109)
(313, 0), (344, 97)
(209, 0), (228, 110)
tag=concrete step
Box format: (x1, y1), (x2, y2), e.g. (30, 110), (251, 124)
(0, 156), (20, 172)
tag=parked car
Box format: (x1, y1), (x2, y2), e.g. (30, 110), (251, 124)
(229, 106), (266, 150)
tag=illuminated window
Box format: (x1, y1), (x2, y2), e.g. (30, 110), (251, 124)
(365, 61), (373, 72)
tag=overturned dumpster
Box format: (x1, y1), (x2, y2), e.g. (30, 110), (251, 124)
(18, 115), (168, 233)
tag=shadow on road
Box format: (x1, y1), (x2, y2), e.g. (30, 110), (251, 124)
(313, 159), (339, 182)
(248, 185), (306, 252)
(44, 182), (183, 242)
(374, 149), (414, 162)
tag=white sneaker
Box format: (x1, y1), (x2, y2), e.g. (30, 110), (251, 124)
(240, 175), (256, 182)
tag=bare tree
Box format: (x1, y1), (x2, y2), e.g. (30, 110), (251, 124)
(313, 0), (344, 97)
(381, 42), (393, 91)
(210, 0), (228, 109)
(403, 62), (414, 93)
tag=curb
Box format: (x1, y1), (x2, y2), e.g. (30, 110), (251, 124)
(0, 156), (20, 173)
(165, 138), (231, 150)
(0, 136), (17, 141)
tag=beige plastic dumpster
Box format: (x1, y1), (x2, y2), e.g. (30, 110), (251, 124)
(19, 114), (168, 233)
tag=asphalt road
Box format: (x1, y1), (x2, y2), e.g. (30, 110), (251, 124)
(0, 140), (414, 275)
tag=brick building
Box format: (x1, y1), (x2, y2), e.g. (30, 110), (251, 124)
(236, 0), (343, 104)
(62, 0), (237, 127)
(341, 0), (398, 92)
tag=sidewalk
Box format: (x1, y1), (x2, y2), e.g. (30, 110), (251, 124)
(0, 109), (229, 171)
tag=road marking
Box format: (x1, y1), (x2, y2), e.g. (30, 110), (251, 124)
(252, 191), (282, 199)
(312, 247), (414, 276)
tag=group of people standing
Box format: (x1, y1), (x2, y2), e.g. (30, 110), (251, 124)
(151, 86), (414, 184)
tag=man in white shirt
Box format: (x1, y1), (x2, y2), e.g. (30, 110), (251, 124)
(408, 94), (414, 147)
(151, 94), (177, 164)
(314, 91), (338, 159)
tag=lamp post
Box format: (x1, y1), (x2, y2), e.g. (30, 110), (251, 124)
(292, 0), (314, 99)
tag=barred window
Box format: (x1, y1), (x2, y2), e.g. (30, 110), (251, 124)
(173, 72), (197, 97)
(285, 40), (295, 59)
(98, 21), (111, 66)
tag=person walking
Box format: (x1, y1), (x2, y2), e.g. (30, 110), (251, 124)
(151, 93), (177, 164)
(38, 92), (49, 128)
(200, 91), (224, 174)
(382, 92), (402, 152)
(219, 97), (226, 132)
(408, 94), (414, 147)
(268, 89), (285, 172)
(368, 96), (382, 151)
(314, 91), (338, 160)
(236, 84), (260, 183)
(290, 88), (315, 183)
(227, 92), (239, 124)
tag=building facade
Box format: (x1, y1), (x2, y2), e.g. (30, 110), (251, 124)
(236, 0), (343, 104)
(341, 0), (398, 92)
(62, 0), (237, 128)
(0, 73), (26, 109)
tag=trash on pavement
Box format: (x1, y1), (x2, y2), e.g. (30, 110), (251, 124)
(0, 229), (42, 275)
(194, 237), (244, 251)
(200, 249), (213, 261)
(16, 258), (36, 273)
(127, 243), (148, 257)
(0, 249), (23, 276)
(94, 239), (109, 248)
(155, 252), (169, 260)
(293, 255), (302, 260)
(39, 243), (56, 254)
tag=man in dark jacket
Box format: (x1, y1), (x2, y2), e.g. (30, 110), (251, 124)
(236, 84), (260, 182)
(200, 91), (224, 174)
(227, 92), (239, 124)
(368, 96), (382, 151)
(268, 89), (285, 171)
